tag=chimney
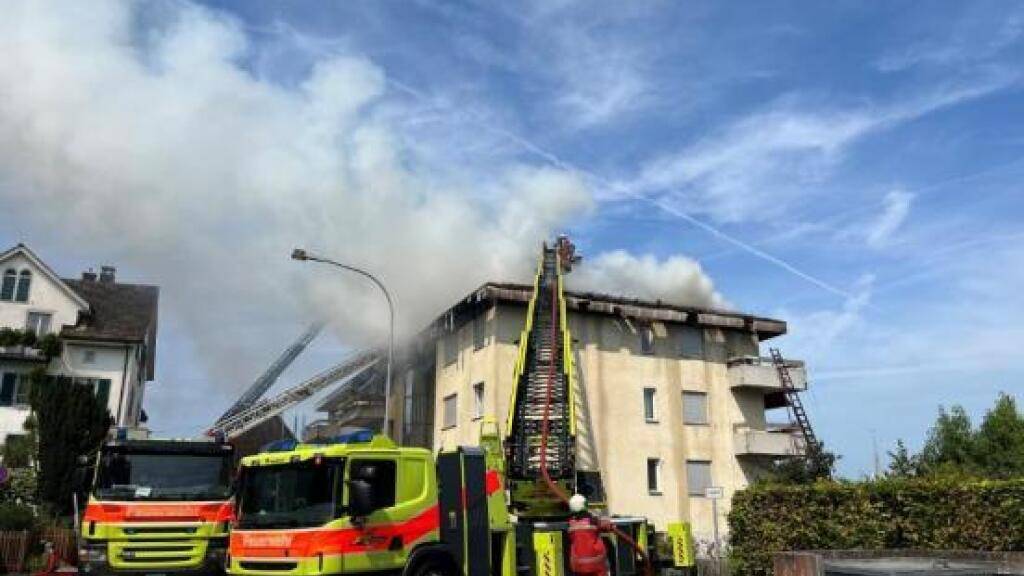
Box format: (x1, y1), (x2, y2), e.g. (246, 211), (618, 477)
(99, 265), (116, 284)
(82, 268), (97, 282)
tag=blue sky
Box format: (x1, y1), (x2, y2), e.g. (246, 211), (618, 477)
(1, 1), (1022, 477)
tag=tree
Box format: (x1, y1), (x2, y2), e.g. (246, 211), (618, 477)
(972, 393), (1024, 478)
(29, 370), (111, 515)
(885, 439), (920, 478)
(767, 442), (838, 483)
(918, 405), (976, 475)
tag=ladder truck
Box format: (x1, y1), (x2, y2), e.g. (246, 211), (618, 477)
(226, 240), (695, 576)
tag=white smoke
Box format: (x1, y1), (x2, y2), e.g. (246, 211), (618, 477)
(0, 1), (723, 409)
(570, 250), (726, 309)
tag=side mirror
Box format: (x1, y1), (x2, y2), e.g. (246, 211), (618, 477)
(347, 479), (376, 518)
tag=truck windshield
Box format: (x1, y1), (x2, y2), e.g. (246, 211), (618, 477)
(95, 452), (233, 501)
(237, 459), (344, 529)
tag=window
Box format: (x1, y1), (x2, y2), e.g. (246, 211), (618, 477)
(643, 387), (657, 422)
(84, 350), (97, 364)
(687, 460), (712, 496)
(72, 377), (111, 408)
(13, 374), (32, 407)
(679, 326), (704, 359)
(639, 325), (655, 355)
(26, 312), (52, 337)
(0, 270), (15, 301)
(647, 458), (661, 494)
(473, 315), (486, 350)
(350, 459), (397, 510)
(0, 373), (16, 406)
(726, 330), (757, 357)
(14, 270), (31, 303)
(473, 382), (484, 419)
(683, 391), (709, 425)
(443, 393), (457, 429)
(443, 333), (458, 366)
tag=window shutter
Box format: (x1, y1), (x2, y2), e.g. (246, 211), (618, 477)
(0, 374), (15, 406)
(96, 379), (111, 410)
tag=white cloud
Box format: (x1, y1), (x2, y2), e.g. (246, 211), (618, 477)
(627, 71), (1018, 224)
(865, 190), (914, 248)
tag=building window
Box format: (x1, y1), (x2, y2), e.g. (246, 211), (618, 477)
(14, 374), (32, 407)
(443, 393), (457, 429)
(643, 387), (657, 422)
(72, 377), (112, 409)
(726, 330), (757, 358)
(647, 458), (661, 494)
(83, 350), (97, 364)
(679, 326), (704, 359)
(443, 333), (458, 366)
(0, 373), (17, 406)
(0, 269), (15, 301)
(14, 270), (31, 303)
(639, 325), (655, 355)
(473, 315), (486, 350)
(687, 460), (712, 496)
(683, 391), (709, 425)
(26, 312), (52, 337)
(473, 382), (485, 419)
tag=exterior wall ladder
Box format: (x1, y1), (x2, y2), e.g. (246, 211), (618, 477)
(769, 347), (820, 456)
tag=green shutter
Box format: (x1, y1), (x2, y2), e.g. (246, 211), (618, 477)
(0, 374), (15, 406)
(96, 379), (111, 409)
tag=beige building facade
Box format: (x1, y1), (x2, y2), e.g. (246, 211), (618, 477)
(322, 283), (810, 541)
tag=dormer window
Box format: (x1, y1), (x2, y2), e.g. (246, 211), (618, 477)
(1, 269), (15, 301)
(14, 270), (31, 303)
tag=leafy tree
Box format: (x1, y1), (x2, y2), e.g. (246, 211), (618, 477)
(29, 370), (111, 515)
(885, 439), (920, 478)
(973, 393), (1024, 478)
(918, 405), (976, 475)
(767, 442), (838, 483)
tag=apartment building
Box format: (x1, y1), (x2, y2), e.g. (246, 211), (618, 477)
(0, 244), (159, 444)
(310, 281), (810, 540)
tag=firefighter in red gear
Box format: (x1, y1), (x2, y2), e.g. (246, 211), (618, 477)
(568, 494), (612, 576)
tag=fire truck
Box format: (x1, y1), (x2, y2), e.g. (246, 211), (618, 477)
(78, 433), (236, 576)
(226, 239), (695, 576)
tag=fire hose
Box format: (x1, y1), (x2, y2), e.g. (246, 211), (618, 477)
(537, 279), (654, 576)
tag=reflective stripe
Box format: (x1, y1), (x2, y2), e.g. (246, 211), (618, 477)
(568, 524), (598, 533)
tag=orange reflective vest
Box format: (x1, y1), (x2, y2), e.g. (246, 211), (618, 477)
(568, 517), (608, 575)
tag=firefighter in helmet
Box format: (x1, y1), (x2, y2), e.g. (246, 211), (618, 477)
(567, 494), (612, 576)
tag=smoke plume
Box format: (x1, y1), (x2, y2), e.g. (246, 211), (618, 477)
(0, 1), (723, 422)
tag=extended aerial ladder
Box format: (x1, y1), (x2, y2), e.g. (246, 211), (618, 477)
(769, 347), (821, 456)
(504, 238), (579, 517)
(215, 322), (325, 424)
(208, 348), (381, 440)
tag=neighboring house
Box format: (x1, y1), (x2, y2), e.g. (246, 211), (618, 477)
(0, 244), (158, 444)
(308, 281), (812, 541)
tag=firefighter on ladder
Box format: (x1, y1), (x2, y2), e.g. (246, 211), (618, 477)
(568, 494), (612, 576)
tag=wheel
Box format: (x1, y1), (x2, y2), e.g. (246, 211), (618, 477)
(410, 555), (457, 576)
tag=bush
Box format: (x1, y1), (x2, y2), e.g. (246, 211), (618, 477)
(0, 503), (36, 532)
(2, 435), (33, 469)
(0, 328), (19, 347)
(728, 478), (1024, 576)
(0, 469), (38, 506)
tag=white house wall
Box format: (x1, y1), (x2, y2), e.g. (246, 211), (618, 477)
(0, 252), (84, 332)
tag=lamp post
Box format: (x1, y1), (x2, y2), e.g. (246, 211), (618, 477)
(291, 248), (395, 437)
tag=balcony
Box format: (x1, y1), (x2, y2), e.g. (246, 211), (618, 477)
(728, 356), (807, 392)
(733, 427), (805, 458)
(0, 344), (49, 363)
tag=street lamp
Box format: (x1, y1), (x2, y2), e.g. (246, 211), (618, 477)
(291, 248), (395, 437)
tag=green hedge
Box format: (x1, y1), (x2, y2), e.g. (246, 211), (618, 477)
(728, 479), (1024, 576)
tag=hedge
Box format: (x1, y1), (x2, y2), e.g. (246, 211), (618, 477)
(728, 478), (1024, 576)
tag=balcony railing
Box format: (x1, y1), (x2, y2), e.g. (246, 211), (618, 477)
(0, 345), (49, 363)
(728, 355), (807, 391)
(733, 426), (805, 458)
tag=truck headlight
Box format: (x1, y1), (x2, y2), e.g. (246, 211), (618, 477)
(79, 544), (107, 564)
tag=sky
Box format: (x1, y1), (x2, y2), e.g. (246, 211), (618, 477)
(1, 1), (1023, 477)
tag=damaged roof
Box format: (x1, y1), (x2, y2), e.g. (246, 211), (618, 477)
(443, 281), (788, 339)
